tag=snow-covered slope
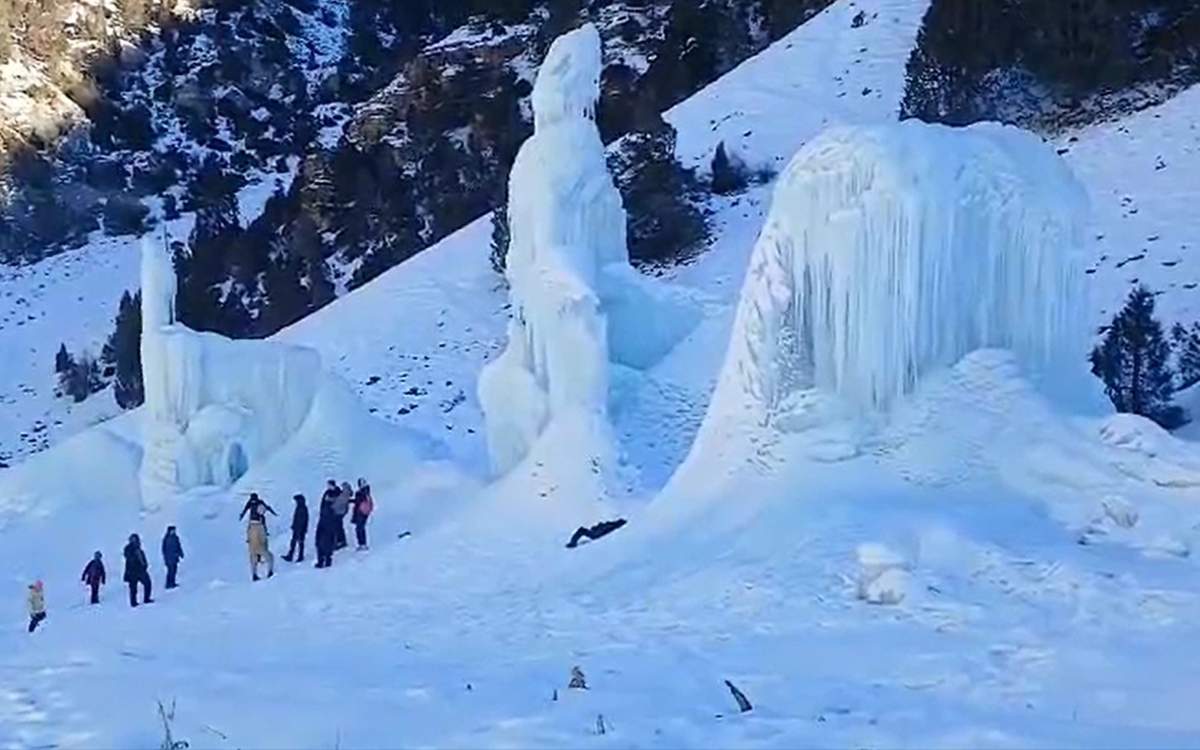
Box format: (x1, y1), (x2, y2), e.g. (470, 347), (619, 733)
(3, 1), (1200, 747)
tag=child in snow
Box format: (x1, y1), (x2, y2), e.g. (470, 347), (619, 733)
(27, 581), (46, 633)
(352, 479), (374, 551)
(81, 551), (106, 604)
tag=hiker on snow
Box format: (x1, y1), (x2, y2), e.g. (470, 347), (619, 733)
(321, 480), (344, 550)
(352, 478), (374, 551)
(240, 492), (277, 581)
(333, 481), (353, 550)
(123, 533), (153, 607)
(162, 526), (184, 589)
(314, 496), (337, 569)
(282, 494), (308, 563)
(27, 581), (46, 633)
(81, 551), (106, 604)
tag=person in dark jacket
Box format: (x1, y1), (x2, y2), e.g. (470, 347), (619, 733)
(239, 493), (277, 524)
(81, 551), (106, 604)
(352, 479), (374, 551)
(161, 526), (184, 589)
(123, 533), (153, 607)
(282, 494), (309, 563)
(314, 499), (337, 569)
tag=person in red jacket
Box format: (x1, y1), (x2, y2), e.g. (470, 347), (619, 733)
(81, 551), (106, 604)
(352, 479), (374, 551)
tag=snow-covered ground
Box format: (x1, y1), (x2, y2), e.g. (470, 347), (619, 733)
(3, 0), (1200, 747)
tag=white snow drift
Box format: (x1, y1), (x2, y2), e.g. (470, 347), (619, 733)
(479, 23), (697, 481)
(140, 239), (322, 499)
(705, 121), (1088, 430)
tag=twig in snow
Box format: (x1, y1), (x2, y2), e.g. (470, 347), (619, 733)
(157, 699), (189, 750)
(725, 680), (753, 713)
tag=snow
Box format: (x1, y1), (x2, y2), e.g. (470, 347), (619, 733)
(5, 1), (1200, 747)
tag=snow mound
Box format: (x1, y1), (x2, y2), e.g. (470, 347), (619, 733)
(708, 121), (1088, 425)
(480, 24), (698, 481)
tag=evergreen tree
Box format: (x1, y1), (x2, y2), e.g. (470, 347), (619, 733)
(101, 291), (144, 409)
(1172, 321), (1200, 390)
(54, 343), (71, 374)
(710, 141), (749, 195)
(59, 351), (103, 403)
(489, 185), (510, 276)
(178, 159), (244, 334)
(1090, 286), (1180, 426)
(607, 114), (708, 266)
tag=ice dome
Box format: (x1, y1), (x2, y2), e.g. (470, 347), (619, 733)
(711, 120), (1088, 421)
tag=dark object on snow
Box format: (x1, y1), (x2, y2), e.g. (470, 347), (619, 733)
(284, 494), (308, 562)
(162, 526), (184, 589)
(81, 552), (106, 605)
(725, 680), (753, 713)
(566, 518), (628, 549)
(568, 666), (588, 690)
(123, 534), (153, 607)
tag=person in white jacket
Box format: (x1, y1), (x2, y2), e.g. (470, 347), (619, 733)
(27, 581), (46, 633)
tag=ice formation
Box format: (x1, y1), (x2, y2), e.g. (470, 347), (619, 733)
(479, 24), (697, 477)
(706, 120), (1088, 426)
(140, 239), (321, 499)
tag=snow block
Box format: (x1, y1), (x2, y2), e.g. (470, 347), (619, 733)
(710, 120), (1088, 420)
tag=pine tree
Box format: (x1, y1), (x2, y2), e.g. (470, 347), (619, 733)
(59, 351), (103, 403)
(1172, 321), (1200, 390)
(710, 141), (749, 195)
(102, 291), (144, 409)
(54, 343), (71, 374)
(489, 182), (510, 276)
(607, 114), (708, 266)
(1090, 285), (1180, 426)
(178, 160), (243, 333)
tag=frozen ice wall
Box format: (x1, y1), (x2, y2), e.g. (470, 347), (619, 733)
(140, 240), (321, 500)
(708, 120), (1087, 427)
(480, 23), (698, 479)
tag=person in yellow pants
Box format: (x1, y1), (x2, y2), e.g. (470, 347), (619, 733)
(247, 520), (274, 581)
(240, 492), (277, 582)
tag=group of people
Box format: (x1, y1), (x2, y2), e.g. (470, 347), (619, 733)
(24, 478), (375, 633)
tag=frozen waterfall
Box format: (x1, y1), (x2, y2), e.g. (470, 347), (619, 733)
(707, 120), (1088, 427)
(139, 238), (321, 501)
(479, 23), (699, 480)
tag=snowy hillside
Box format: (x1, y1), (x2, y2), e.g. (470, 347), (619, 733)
(3, 1), (1200, 748)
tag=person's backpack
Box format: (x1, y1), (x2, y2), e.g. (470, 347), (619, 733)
(359, 493), (374, 517)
